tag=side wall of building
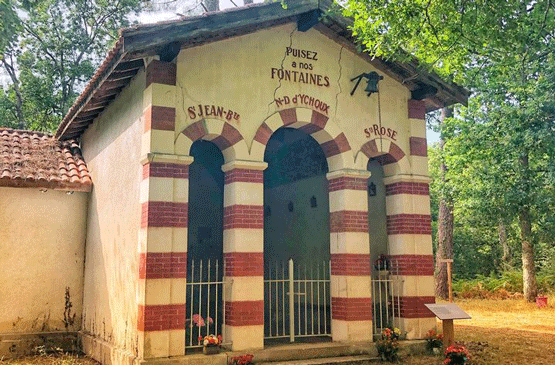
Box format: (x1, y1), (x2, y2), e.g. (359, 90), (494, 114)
(80, 70), (146, 365)
(0, 187), (87, 356)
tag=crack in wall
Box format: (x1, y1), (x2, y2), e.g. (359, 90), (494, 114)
(176, 77), (202, 142)
(267, 27), (296, 116)
(334, 46), (344, 121)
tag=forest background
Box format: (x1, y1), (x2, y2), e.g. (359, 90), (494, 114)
(1, 0), (554, 302)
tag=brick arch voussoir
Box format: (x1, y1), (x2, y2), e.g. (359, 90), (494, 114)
(253, 107), (352, 170)
(360, 138), (406, 166)
(176, 119), (247, 163)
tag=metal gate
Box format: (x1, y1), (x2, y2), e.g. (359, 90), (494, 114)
(185, 259), (225, 349)
(264, 259), (331, 342)
(371, 272), (403, 339)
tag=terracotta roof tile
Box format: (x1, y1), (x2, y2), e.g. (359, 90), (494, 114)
(0, 128), (92, 191)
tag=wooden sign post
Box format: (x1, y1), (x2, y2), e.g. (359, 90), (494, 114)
(425, 303), (471, 348)
(440, 259), (454, 303)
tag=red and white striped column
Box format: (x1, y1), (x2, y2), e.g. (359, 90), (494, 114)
(328, 169), (373, 342)
(138, 59), (191, 359)
(385, 178), (435, 338)
(221, 160), (267, 350)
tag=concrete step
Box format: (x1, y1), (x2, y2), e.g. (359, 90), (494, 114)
(248, 342), (375, 363)
(257, 355), (378, 365)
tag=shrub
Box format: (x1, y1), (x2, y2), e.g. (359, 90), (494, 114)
(453, 270), (555, 299)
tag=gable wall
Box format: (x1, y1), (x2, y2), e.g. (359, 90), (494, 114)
(173, 23), (420, 175)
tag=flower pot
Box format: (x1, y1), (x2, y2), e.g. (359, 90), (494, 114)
(536, 296), (548, 308)
(203, 346), (220, 355)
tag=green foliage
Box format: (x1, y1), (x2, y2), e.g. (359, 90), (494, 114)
(0, 0), (142, 131)
(344, 0), (555, 296)
(453, 271), (555, 297)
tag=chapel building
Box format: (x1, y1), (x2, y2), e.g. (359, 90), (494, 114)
(0, 1), (468, 364)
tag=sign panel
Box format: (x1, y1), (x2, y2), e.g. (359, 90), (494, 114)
(424, 303), (471, 320)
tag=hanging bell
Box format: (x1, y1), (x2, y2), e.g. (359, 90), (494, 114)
(364, 71), (384, 95)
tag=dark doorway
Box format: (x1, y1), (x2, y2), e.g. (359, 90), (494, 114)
(263, 127), (331, 342)
(186, 140), (224, 349)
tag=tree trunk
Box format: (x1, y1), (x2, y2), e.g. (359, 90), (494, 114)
(498, 218), (511, 269)
(519, 207), (537, 301)
(518, 153), (537, 302)
(435, 107), (454, 299)
(1, 56), (26, 130)
(204, 0), (219, 12)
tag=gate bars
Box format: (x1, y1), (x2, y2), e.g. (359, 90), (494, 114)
(185, 259), (224, 349)
(264, 259), (331, 341)
(371, 272), (403, 339)
(184, 259), (404, 348)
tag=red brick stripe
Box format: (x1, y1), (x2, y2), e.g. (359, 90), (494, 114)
(146, 60), (176, 87)
(331, 297), (372, 321)
(388, 142), (406, 162)
(331, 254), (371, 276)
(321, 133), (351, 158)
(389, 255), (434, 276)
(139, 252), (187, 279)
(410, 137), (427, 157)
(212, 123), (244, 151)
(311, 110), (328, 129)
(138, 304), (186, 331)
(398, 296), (435, 318)
(223, 205), (263, 230)
(225, 300), (264, 326)
(408, 99), (426, 120)
(254, 122), (273, 145)
(373, 154), (397, 166)
(182, 120), (208, 142)
(224, 252), (263, 276)
(224, 169), (263, 184)
(330, 210), (368, 233)
(141, 201), (188, 228)
(385, 182), (429, 196)
(143, 162), (189, 180)
(144, 105), (175, 131)
(279, 108), (297, 125)
(298, 122), (322, 135)
(361, 139), (379, 159)
(328, 176), (368, 192)
(386, 214), (431, 235)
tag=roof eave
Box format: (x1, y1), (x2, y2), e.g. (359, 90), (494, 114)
(56, 0), (469, 140)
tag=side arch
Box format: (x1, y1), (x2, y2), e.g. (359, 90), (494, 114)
(355, 138), (410, 174)
(251, 107), (353, 172)
(175, 119), (249, 162)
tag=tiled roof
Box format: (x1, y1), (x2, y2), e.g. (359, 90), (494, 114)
(0, 128), (92, 191)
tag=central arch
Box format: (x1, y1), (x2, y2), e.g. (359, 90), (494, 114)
(263, 127), (331, 343)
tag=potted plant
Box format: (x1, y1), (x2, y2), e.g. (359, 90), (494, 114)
(200, 334), (222, 355)
(376, 327), (402, 362)
(229, 353), (254, 365)
(424, 329), (443, 354)
(444, 344), (470, 364)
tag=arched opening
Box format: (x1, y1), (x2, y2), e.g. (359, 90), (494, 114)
(263, 127), (331, 343)
(186, 140), (224, 349)
(368, 158), (396, 334)
(367, 159), (388, 269)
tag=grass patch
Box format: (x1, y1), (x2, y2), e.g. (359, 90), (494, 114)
(403, 297), (555, 364)
(0, 354), (97, 365)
